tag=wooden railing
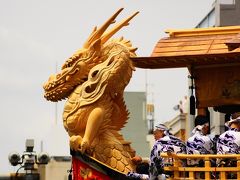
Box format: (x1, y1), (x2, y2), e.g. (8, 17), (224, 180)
(161, 152), (240, 180)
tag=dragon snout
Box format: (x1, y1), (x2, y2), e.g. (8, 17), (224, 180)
(43, 74), (56, 89)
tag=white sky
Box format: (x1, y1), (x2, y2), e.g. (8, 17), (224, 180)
(0, 0), (215, 173)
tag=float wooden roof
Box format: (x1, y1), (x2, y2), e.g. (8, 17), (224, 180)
(131, 26), (240, 69)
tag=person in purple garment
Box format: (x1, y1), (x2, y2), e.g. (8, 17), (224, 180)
(217, 112), (240, 166)
(186, 115), (215, 166)
(127, 123), (186, 180)
(127, 161), (149, 180)
(216, 112), (240, 179)
(149, 124), (186, 180)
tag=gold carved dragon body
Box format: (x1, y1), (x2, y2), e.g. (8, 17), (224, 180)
(43, 8), (139, 173)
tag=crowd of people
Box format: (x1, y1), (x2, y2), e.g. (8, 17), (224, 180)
(126, 112), (240, 180)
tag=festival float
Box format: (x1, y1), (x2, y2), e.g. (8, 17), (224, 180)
(43, 7), (240, 180)
(132, 24), (240, 180)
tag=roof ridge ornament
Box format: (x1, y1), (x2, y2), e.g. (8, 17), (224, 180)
(166, 26), (240, 37)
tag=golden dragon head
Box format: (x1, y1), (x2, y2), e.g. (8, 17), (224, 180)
(43, 8), (138, 102)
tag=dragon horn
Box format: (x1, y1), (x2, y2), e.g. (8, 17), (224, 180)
(101, 11), (139, 44)
(83, 8), (124, 48)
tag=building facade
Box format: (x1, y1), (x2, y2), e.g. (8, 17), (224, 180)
(196, 0), (240, 28)
(121, 92), (150, 158)
(38, 156), (71, 180)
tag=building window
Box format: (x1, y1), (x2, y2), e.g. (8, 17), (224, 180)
(196, 8), (216, 28)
